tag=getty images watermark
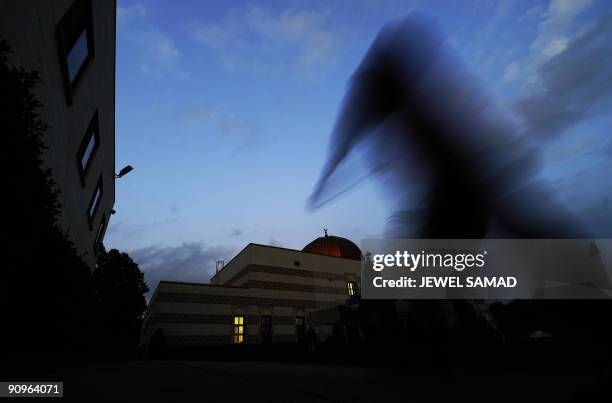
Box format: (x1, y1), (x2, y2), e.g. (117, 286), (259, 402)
(361, 239), (612, 299)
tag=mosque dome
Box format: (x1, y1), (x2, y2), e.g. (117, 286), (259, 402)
(302, 229), (362, 261)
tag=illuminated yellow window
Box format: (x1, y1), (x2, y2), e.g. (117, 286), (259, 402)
(347, 281), (357, 296)
(233, 315), (245, 344)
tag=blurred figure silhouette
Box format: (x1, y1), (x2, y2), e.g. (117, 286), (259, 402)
(307, 13), (588, 240)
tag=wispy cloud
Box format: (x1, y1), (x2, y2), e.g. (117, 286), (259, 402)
(136, 30), (181, 76)
(228, 229), (243, 237)
(221, 115), (261, 137)
(130, 241), (235, 296)
(530, 0), (594, 60)
(180, 105), (264, 154)
(516, 15), (612, 138)
(504, 0), (597, 85)
(551, 136), (604, 162)
(189, 5), (339, 76)
(117, 2), (183, 77)
(117, 2), (147, 23)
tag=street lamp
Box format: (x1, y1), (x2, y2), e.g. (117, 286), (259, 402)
(115, 165), (133, 178)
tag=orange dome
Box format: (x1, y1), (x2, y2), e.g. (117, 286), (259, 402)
(302, 231), (362, 261)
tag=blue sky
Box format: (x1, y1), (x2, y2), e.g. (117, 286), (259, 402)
(106, 0), (612, 291)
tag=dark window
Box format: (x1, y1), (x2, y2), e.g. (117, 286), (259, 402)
(296, 316), (305, 343)
(233, 316), (245, 344)
(56, 0), (94, 104)
(93, 212), (106, 254)
(87, 176), (103, 228)
(76, 111), (100, 185)
(260, 316), (272, 344)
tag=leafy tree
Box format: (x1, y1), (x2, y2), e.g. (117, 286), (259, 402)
(93, 248), (149, 357)
(0, 40), (96, 359)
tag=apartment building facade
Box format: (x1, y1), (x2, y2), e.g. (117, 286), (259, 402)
(0, 0), (116, 267)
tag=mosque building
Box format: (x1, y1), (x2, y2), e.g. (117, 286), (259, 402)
(140, 230), (363, 349)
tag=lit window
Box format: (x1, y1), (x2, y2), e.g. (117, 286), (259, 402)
(347, 281), (357, 296)
(88, 177), (103, 227)
(296, 316), (305, 343)
(233, 316), (245, 344)
(56, 0), (94, 103)
(260, 315), (272, 344)
(77, 112), (99, 185)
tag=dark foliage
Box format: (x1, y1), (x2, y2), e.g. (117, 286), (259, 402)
(93, 248), (149, 357)
(0, 40), (95, 360)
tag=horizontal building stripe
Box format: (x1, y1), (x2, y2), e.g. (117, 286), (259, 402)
(166, 334), (298, 346)
(243, 280), (347, 295)
(226, 264), (347, 286)
(152, 314), (231, 325)
(151, 313), (301, 326)
(156, 292), (337, 309)
(166, 334), (231, 346)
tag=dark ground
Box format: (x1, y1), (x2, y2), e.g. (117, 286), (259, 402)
(9, 360), (611, 402)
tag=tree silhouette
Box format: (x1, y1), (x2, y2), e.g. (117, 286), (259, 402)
(0, 40), (96, 359)
(93, 248), (149, 357)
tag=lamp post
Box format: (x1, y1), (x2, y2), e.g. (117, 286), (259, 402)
(115, 165), (133, 178)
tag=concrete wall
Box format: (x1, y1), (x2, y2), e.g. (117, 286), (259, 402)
(0, 0), (116, 267)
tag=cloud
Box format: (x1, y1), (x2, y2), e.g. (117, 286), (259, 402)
(268, 238), (284, 247)
(106, 217), (178, 239)
(117, 2), (147, 23)
(152, 218), (177, 227)
(530, 0), (594, 60)
(551, 136), (603, 161)
(221, 115), (261, 136)
(502, 61), (520, 82)
(228, 229), (243, 237)
(179, 105), (218, 124)
(515, 15), (612, 138)
(179, 105), (264, 153)
(189, 5), (339, 75)
(497, 0), (596, 97)
(136, 29), (181, 76)
(130, 242), (236, 296)
(519, 5), (545, 23)
(107, 221), (147, 238)
(117, 3), (182, 77)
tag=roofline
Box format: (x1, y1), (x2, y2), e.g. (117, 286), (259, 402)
(158, 280), (248, 289)
(210, 242), (362, 282)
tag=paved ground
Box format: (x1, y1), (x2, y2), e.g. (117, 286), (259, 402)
(17, 360), (612, 402)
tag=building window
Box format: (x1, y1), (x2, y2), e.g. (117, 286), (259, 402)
(76, 111), (100, 186)
(87, 176), (103, 228)
(347, 281), (357, 296)
(233, 316), (245, 344)
(56, 0), (95, 104)
(260, 315), (272, 344)
(93, 213), (106, 254)
(296, 316), (305, 343)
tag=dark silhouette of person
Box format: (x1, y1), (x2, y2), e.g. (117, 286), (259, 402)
(307, 13), (589, 240)
(306, 15), (612, 361)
